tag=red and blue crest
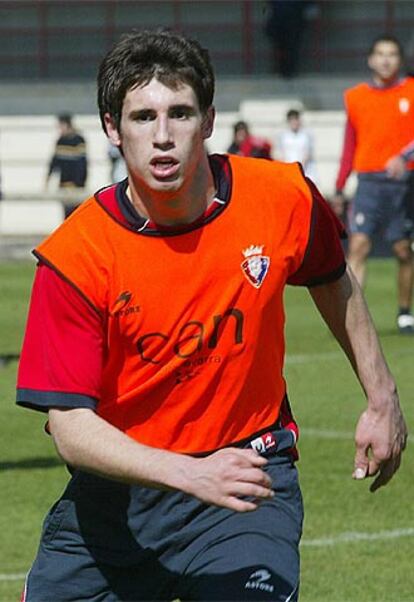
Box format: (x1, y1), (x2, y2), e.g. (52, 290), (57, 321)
(241, 245), (270, 288)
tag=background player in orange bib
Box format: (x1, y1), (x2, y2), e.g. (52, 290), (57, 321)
(17, 30), (407, 602)
(334, 35), (414, 334)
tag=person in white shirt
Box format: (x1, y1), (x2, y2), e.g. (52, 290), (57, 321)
(277, 109), (317, 183)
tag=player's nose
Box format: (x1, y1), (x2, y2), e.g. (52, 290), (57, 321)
(153, 115), (173, 147)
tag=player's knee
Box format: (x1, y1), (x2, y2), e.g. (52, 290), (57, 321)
(348, 236), (371, 261)
(393, 241), (413, 263)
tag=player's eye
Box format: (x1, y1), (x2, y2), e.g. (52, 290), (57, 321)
(133, 110), (155, 122)
(170, 106), (192, 119)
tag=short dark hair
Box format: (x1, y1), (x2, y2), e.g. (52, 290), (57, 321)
(97, 29), (215, 134)
(286, 109), (300, 120)
(233, 120), (249, 134)
(368, 34), (404, 58)
(58, 113), (73, 127)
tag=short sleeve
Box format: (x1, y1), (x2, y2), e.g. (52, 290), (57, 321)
(16, 263), (104, 412)
(287, 178), (347, 287)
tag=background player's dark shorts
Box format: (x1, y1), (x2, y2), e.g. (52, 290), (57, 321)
(350, 173), (414, 242)
(23, 432), (303, 602)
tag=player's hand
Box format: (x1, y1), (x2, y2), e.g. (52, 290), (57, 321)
(330, 193), (345, 218)
(353, 396), (408, 492)
(385, 155), (406, 179)
(187, 447), (274, 512)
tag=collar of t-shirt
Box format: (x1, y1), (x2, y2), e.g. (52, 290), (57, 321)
(114, 153), (232, 236)
(368, 76), (406, 90)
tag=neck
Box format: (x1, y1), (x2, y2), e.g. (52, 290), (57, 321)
(372, 73), (400, 87)
(127, 154), (215, 226)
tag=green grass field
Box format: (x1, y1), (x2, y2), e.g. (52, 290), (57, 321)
(0, 258), (413, 601)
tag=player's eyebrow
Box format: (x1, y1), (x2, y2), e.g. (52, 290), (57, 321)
(126, 103), (197, 122)
(169, 103), (197, 114)
(128, 108), (156, 120)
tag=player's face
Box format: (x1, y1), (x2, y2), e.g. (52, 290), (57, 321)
(235, 128), (248, 144)
(105, 78), (214, 196)
(368, 41), (401, 83)
(288, 116), (300, 132)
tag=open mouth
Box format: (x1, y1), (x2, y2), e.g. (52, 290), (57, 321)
(150, 157), (180, 179)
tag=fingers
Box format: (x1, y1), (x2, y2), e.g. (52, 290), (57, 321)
(370, 454), (402, 493)
(352, 442), (369, 480)
(223, 447), (269, 467)
(241, 467), (273, 489)
(224, 497), (261, 513)
(352, 403), (408, 492)
(190, 447), (276, 512)
(353, 443), (404, 491)
(385, 156), (406, 179)
(228, 480), (274, 500)
(218, 451), (274, 497)
(216, 477), (275, 513)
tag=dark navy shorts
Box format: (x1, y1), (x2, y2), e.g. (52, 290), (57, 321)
(23, 429), (303, 602)
(350, 173), (413, 243)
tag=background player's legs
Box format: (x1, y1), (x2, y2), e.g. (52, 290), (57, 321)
(347, 232), (372, 288)
(393, 238), (414, 333)
(348, 177), (381, 288)
(384, 178), (414, 333)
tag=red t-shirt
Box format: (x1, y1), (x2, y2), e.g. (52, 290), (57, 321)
(17, 155), (346, 415)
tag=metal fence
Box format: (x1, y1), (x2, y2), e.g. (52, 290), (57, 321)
(1, 0), (414, 79)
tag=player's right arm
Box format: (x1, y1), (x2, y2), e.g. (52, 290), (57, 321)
(17, 263), (272, 512)
(333, 117), (356, 216)
(49, 406), (273, 512)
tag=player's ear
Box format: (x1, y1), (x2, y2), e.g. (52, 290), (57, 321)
(104, 113), (122, 147)
(367, 54), (374, 71)
(202, 106), (215, 140)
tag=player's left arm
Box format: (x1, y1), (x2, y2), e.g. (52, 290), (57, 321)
(309, 266), (408, 491)
(386, 139), (414, 179)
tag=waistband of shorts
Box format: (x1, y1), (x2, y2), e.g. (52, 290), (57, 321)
(244, 426), (297, 458)
(357, 170), (411, 182)
(190, 417), (298, 460)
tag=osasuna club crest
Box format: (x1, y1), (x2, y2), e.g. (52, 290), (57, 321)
(241, 245), (270, 288)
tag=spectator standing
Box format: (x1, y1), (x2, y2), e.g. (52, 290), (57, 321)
(227, 120), (272, 159)
(17, 29), (407, 602)
(277, 108), (318, 183)
(265, 0), (311, 78)
(46, 113), (88, 217)
(334, 35), (414, 334)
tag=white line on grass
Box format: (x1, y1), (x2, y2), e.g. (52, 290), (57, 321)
(300, 427), (412, 443)
(302, 527), (414, 547)
(300, 427), (353, 439)
(0, 572), (26, 581)
(1, 528), (414, 579)
(286, 346), (413, 365)
(0, 347), (410, 581)
(285, 351), (342, 364)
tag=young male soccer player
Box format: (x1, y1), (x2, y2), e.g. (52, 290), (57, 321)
(17, 30), (407, 601)
(334, 35), (414, 334)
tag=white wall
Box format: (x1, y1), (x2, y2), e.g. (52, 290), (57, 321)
(0, 108), (355, 236)
(0, 108), (355, 197)
(0, 115), (109, 195)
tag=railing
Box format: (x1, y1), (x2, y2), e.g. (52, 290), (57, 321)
(1, 0), (414, 78)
